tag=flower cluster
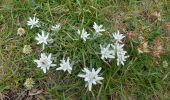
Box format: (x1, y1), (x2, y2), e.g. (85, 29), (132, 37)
(100, 31), (129, 66)
(27, 16), (129, 91)
(77, 22), (105, 42)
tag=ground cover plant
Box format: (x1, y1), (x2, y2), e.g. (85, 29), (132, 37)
(0, 0), (170, 99)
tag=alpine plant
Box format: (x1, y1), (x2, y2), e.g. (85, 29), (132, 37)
(78, 67), (104, 91)
(100, 44), (115, 60)
(93, 22), (105, 37)
(27, 15), (130, 92)
(77, 28), (90, 42)
(35, 30), (49, 50)
(56, 57), (72, 74)
(34, 53), (56, 73)
(100, 31), (129, 66)
(27, 16), (40, 29)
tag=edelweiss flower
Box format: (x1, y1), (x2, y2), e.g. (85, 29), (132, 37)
(112, 31), (125, 43)
(51, 24), (61, 32)
(112, 43), (129, 66)
(100, 44), (115, 60)
(34, 53), (56, 73)
(78, 67), (104, 91)
(116, 49), (129, 66)
(78, 28), (90, 42)
(27, 16), (40, 29)
(56, 57), (72, 74)
(35, 31), (49, 50)
(114, 43), (124, 52)
(93, 22), (105, 36)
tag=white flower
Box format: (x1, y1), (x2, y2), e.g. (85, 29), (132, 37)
(112, 43), (129, 66)
(112, 31), (125, 43)
(51, 24), (61, 32)
(100, 44), (115, 60)
(116, 49), (129, 66)
(93, 22), (105, 36)
(78, 28), (90, 42)
(35, 31), (49, 50)
(78, 67), (104, 91)
(34, 53), (56, 73)
(56, 57), (72, 74)
(114, 43), (124, 52)
(27, 16), (40, 29)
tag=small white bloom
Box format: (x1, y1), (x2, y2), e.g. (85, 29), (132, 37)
(36, 31), (49, 44)
(35, 30), (49, 50)
(78, 28), (90, 42)
(112, 43), (129, 66)
(27, 16), (40, 29)
(93, 22), (105, 36)
(51, 24), (61, 32)
(34, 53), (56, 73)
(100, 44), (115, 60)
(114, 43), (124, 52)
(112, 31), (125, 43)
(78, 67), (104, 91)
(116, 49), (129, 66)
(56, 57), (72, 74)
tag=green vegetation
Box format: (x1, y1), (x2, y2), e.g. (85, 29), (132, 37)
(0, 0), (170, 99)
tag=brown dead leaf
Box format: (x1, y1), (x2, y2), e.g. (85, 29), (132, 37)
(152, 38), (163, 58)
(150, 11), (161, 21)
(28, 89), (44, 96)
(138, 41), (150, 53)
(126, 31), (136, 39)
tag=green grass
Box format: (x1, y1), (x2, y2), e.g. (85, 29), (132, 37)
(0, 0), (170, 99)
